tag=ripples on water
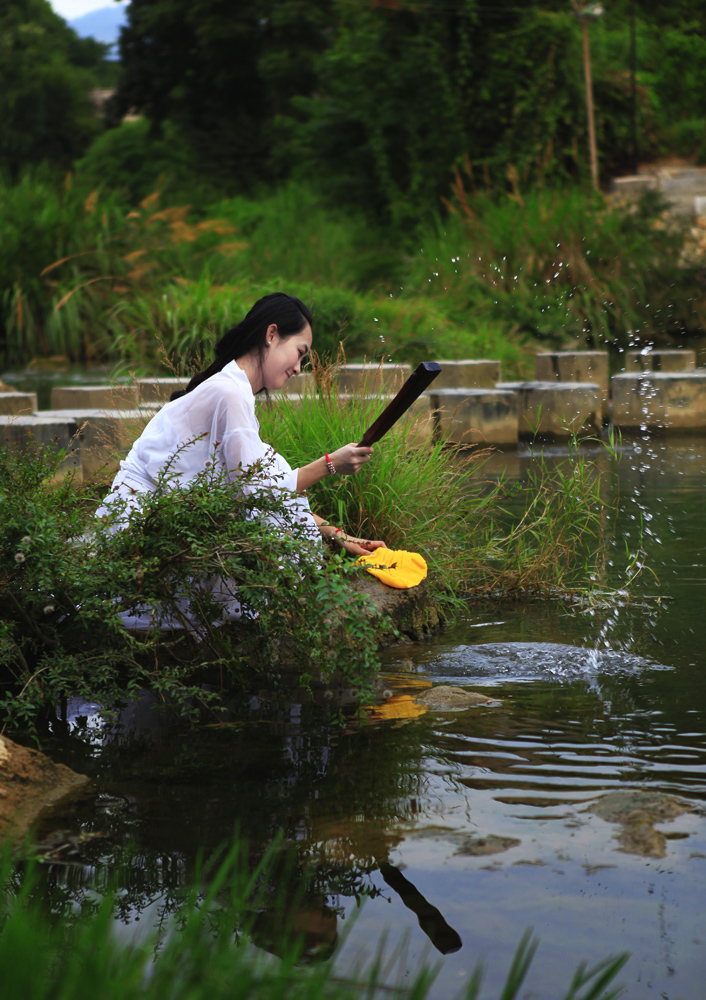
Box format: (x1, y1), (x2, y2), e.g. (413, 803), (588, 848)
(14, 436), (706, 1000)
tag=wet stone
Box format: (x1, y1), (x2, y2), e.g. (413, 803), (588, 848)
(0, 735), (89, 846)
(589, 790), (692, 858)
(453, 834), (520, 857)
(416, 685), (500, 710)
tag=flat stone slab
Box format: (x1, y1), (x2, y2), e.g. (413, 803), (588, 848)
(0, 734), (89, 846)
(611, 371), (706, 431)
(50, 384), (139, 409)
(432, 359), (501, 389)
(0, 414), (81, 479)
(429, 388), (518, 446)
(496, 381), (602, 439)
(136, 377), (188, 403)
(534, 351), (609, 418)
(624, 349), (696, 373)
(334, 362), (411, 394)
(0, 391), (38, 415)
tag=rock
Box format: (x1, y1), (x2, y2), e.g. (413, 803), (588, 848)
(453, 833), (520, 857)
(588, 790), (691, 858)
(351, 575), (445, 644)
(0, 734), (89, 846)
(416, 685), (499, 710)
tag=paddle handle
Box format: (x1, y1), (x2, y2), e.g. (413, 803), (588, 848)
(357, 362), (442, 447)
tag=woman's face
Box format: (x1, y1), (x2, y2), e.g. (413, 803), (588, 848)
(262, 322), (312, 390)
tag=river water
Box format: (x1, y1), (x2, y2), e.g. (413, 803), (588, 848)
(21, 435), (706, 1000)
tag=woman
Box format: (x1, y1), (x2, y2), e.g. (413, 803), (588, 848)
(97, 292), (385, 560)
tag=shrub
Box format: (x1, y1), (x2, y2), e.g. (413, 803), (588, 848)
(0, 439), (383, 730)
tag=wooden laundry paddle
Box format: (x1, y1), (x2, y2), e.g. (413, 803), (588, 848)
(357, 361), (442, 447)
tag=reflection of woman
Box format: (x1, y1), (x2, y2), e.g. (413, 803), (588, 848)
(97, 293), (385, 556)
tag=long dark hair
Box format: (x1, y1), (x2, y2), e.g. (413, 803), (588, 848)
(170, 292), (313, 401)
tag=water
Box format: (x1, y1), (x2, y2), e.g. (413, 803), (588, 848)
(16, 435), (706, 999)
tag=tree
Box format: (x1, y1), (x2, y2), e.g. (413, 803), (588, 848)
(0, 0), (110, 176)
(115, 0), (333, 189)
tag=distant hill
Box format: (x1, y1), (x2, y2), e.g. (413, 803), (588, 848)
(69, 4), (128, 56)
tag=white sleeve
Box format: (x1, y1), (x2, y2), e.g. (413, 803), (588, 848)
(218, 400), (298, 494)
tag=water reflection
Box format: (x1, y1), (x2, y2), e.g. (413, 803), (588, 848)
(11, 433), (706, 999)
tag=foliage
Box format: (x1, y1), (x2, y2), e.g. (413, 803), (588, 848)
(410, 178), (704, 349)
(0, 0), (112, 177)
(258, 357), (620, 600)
(73, 119), (208, 205)
(0, 178), (245, 365)
(0, 439), (383, 731)
(114, 0), (333, 190)
(0, 845), (629, 1000)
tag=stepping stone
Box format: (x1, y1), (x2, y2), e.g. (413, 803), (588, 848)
(535, 350), (609, 419)
(429, 388), (517, 446)
(333, 362), (411, 394)
(496, 381), (602, 439)
(432, 359), (501, 389)
(0, 415), (81, 480)
(41, 408), (157, 477)
(136, 377), (188, 403)
(611, 371), (706, 431)
(0, 391), (38, 415)
(624, 349), (696, 373)
(50, 384), (139, 409)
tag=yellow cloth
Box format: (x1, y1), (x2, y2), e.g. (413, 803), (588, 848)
(356, 547), (427, 589)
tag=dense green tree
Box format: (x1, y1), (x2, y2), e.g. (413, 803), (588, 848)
(0, 0), (111, 176)
(115, 0), (332, 188)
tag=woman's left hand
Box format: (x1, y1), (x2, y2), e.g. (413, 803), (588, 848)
(337, 535), (386, 557)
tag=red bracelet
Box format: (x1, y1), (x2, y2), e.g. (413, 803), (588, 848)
(325, 453), (337, 475)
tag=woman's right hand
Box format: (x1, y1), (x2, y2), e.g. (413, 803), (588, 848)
(329, 443), (373, 476)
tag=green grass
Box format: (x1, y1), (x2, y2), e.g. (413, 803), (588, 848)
(3, 171), (701, 376)
(258, 359), (620, 600)
(0, 845), (629, 1000)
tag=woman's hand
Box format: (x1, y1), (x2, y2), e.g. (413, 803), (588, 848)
(328, 443), (373, 476)
(337, 535), (386, 557)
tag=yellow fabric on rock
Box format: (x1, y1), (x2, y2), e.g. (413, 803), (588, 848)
(356, 548), (427, 589)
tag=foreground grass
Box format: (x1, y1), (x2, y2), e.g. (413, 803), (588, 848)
(1, 845), (628, 1000)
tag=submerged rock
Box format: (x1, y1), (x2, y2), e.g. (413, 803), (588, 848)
(453, 834), (520, 857)
(589, 790), (692, 858)
(416, 685), (500, 711)
(0, 735), (89, 846)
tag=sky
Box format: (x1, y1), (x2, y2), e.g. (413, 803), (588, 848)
(50, 0), (128, 21)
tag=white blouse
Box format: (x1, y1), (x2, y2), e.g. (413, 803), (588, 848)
(97, 360), (318, 542)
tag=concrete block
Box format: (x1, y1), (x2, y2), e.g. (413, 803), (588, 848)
(281, 372), (315, 395)
(50, 384), (139, 410)
(0, 415), (81, 480)
(497, 381), (602, 439)
(0, 391), (38, 415)
(429, 388), (518, 447)
(42, 408), (156, 477)
(431, 359), (501, 389)
(611, 176), (657, 197)
(624, 349), (696, 373)
(136, 377), (188, 403)
(535, 350), (609, 419)
(333, 362), (411, 394)
(611, 372), (706, 432)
